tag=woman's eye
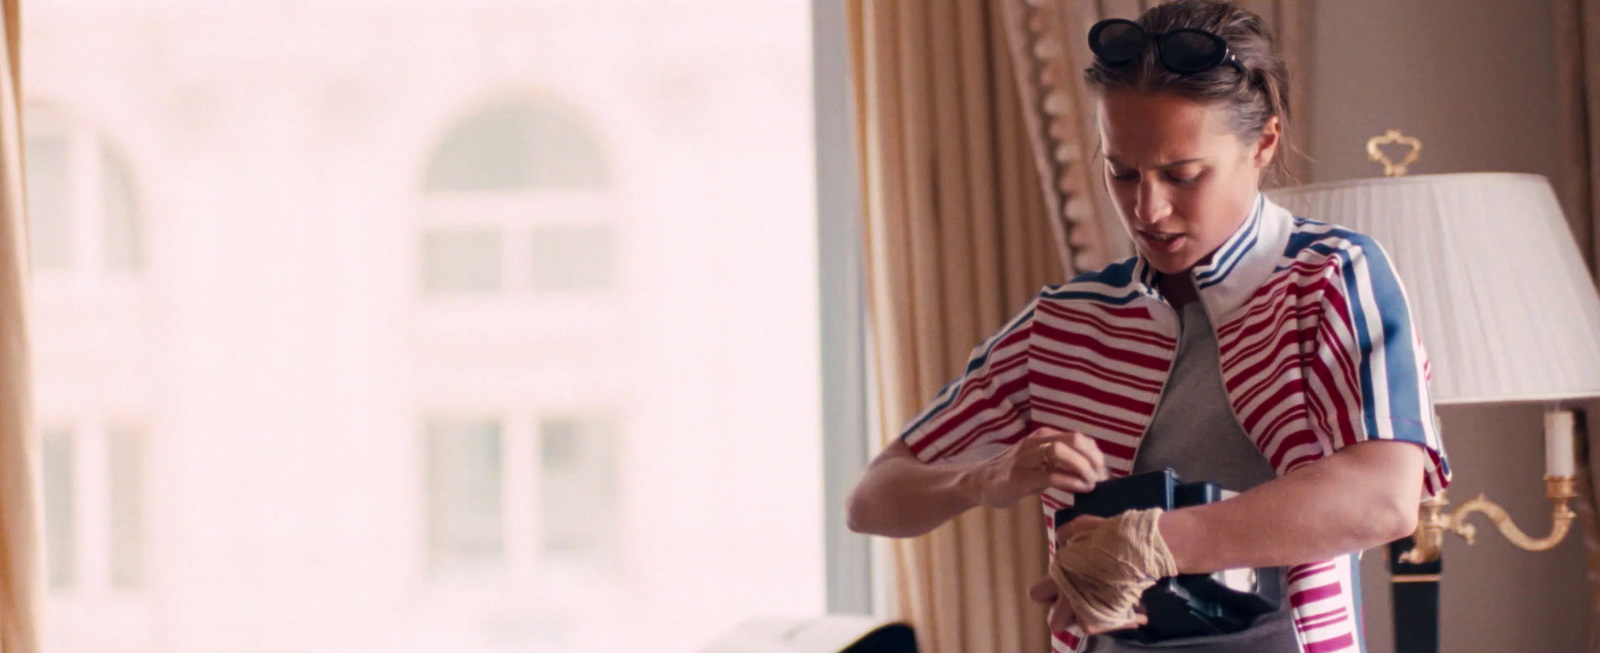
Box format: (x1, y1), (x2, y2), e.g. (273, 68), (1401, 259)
(1166, 173), (1200, 187)
(1110, 170), (1138, 182)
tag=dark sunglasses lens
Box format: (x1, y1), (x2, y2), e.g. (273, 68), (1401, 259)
(1161, 30), (1225, 72)
(1094, 22), (1145, 62)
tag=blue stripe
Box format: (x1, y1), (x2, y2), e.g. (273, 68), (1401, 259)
(1197, 221), (1259, 289)
(1196, 194), (1265, 286)
(899, 307), (1036, 438)
(1337, 236), (1426, 446)
(1349, 553), (1368, 653)
(1038, 288), (1144, 305)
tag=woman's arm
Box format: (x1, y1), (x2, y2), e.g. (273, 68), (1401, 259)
(848, 429), (1109, 539)
(1155, 439), (1424, 573)
(1036, 440), (1427, 635)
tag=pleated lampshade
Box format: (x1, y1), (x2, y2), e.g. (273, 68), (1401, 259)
(1267, 173), (1600, 405)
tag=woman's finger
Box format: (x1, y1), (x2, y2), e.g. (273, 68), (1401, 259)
(1044, 442), (1098, 488)
(1048, 594), (1077, 633)
(1069, 431), (1109, 481)
(1047, 471), (1094, 494)
(1083, 614), (1147, 636)
(1026, 575), (1058, 604)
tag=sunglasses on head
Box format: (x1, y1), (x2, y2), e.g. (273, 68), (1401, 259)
(1088, 18), (1244, 75)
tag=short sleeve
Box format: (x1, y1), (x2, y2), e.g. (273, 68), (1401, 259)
(898, 296), (1038, 465)
(1306, 236), (1451, 496)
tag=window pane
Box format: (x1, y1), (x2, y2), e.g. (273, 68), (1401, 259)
(102, 147), (144, 272)
(532, 225), (616, 291)
(539, 416), (617, 570)
(42, 429), (74, 590)
(25, 136), (73, 270)
(426, 419), (503, 575)
(423, 103), (609, 193)
(108, 429), (147, 590)
(421, 228), (502, 293)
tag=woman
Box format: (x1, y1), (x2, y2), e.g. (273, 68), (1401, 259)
(845, 2), (1449, 652)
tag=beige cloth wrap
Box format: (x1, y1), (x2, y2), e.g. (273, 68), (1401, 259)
(1048, 508), (1180, 633)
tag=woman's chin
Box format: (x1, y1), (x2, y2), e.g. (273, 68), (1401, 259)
(1140, 250), (1196, 275)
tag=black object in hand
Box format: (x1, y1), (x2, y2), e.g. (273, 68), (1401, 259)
(1053, 469), (1281, 644)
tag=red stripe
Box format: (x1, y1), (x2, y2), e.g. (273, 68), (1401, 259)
(1265, 429), (1319, 471)
(1295, 606), (1348, 629)
(1287, 561), (1336, 583)
(1034, 322), (1171, 372)
(1033, 347), (1165, 394)
(1240, 379), (1304, 433)
(923, 401), (1031, 460)
(1230, 350), (1307, 413)
(1075, 301), (1156, 322)
(1257, 406), (1311, 452)
(1031, 399), (1144, 442)
(1217, 275), (1297, 340)
(1033, 404), (1140, 461)
(906, 372), (1030, 457)
(933, 332), (1033, 417)
(1034, 374), (1159, 418)
(1224, 321), (1316, 392)
(1290, 581), (1343, 608)
(1037, 301), (1174, 349)
(1303, 633), (1356, 653)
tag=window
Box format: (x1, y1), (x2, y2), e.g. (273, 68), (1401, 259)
(423, 103), (608, 193)
(42, 429), (74, 590)
(421, 228), (504, 293)
(426, 419), (504, 575)
(539, 416), (618, 570)
(24, 108), (144, 275)
(107, 428), (147, 590)
(26, 136), (73, 269)
(30, 2), (823, 652)
(531, 225), (616, 291)
(419, 99), (618, 297)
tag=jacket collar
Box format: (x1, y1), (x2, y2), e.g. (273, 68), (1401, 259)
(1131, 193), (1294, 320)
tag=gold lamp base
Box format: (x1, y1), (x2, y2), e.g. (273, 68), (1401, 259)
(1401, 476), (1577, 564)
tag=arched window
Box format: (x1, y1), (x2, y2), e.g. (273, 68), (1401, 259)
(423, 103), (609, 193)
(419, 99), (617, 295)
(25, 106), (144, 273)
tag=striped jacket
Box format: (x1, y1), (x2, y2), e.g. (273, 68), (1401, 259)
(899, 194), (1451, 653)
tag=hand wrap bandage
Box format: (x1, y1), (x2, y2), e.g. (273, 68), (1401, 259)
(1048, 508), (1179, 633)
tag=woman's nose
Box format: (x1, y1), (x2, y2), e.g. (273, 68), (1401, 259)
(1134, 179), (1170, 225)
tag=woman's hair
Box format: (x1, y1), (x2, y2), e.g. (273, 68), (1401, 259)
(1083, 0), (1294, 184)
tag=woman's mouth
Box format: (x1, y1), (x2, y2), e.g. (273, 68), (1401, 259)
(1138, 230), (1186, 253)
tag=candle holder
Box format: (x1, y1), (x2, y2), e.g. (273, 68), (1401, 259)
(1400, 408), (1579, 563)
(1399, 475), (1577, 564)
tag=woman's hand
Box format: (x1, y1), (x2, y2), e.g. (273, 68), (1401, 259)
(1027, 515), (1148, 636)
(975, 428), (1109, 509)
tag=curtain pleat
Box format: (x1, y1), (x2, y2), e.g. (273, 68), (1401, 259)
(0, 0), (40, 650)
(849, 2), (1066, 652)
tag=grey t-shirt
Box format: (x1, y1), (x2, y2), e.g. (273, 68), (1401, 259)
(1086, 300), (1300, 652)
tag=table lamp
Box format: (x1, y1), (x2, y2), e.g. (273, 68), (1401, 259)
(1265, 131), (1600, 653)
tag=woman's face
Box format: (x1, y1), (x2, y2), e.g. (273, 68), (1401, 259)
(1096, 90), (1279, 275)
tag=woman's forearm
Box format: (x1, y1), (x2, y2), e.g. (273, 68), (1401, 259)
(846, 441), (986, 538)
(1156, 440), (1427, 573)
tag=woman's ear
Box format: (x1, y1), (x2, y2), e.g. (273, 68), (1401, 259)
(1252, 116), (1281, 169)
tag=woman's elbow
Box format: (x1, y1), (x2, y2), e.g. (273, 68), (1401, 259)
(845, 486), (875, 535)
(1365, 492), (1420, 545)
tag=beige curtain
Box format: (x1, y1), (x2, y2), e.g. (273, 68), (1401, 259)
(847, 2), (1074, 653)
(1554, 1), (1600, 650)
(998, 0), (1315, 272)
(0, 0), (39, 651)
